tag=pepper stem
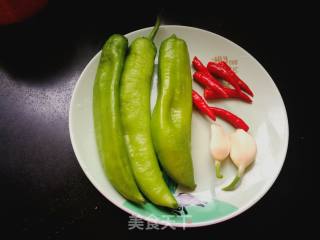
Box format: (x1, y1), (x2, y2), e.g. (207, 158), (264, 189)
(215, 161), (223, 179)
(148, 16), (160, 41)
(222, 167), (245, 191)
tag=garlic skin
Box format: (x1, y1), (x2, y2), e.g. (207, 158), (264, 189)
(229, 129), (257, 173)
(210, 123), (231, 161)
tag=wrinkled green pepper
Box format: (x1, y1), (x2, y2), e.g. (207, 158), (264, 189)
(93, 34), (145, 204)
(151, 34), (196, 190)
(120, 19), (178, 208)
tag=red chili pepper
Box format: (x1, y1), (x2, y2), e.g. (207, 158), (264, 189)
(192, 90), (216, 121)
(207, 61), (254, 97)
(192, 56), (210, 74)
(217, 61), (254, 97)
(210, 107), (249, 131)
(204, 88), (252, 103)
(192, 57), (229, 98)
(207, 62), (242, 93)
(193, 72), (229, 98)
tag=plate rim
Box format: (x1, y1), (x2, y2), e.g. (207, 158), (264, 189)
(69, 25), (289, 227)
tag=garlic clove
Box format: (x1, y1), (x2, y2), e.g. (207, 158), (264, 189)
(223, 129), (257, 191)
(210, 123), (231, 178)
(210, 123), (231, 161)
(230, 129), (257, 170)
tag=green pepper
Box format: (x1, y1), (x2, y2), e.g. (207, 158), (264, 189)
(120, 19), (178, 209)
(93, 34), (145, 204)
(151, 34), (196, 190)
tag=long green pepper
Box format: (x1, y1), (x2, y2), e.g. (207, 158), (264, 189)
(151, 34), (196, 190)
(120, 18), (178, 208)
(93, 34), (145, 204)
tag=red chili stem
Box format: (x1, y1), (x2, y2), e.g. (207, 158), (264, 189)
(192, 90), (216, 121)
(207, 62), (242, 93)
(193, 72), (229, 98)
(204, 88), (252, 103)
(210, 107), (249, 131)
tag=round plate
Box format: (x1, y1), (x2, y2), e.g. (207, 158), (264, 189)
(69, 26), (289, 227)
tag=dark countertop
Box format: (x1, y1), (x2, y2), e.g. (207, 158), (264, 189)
(0, 2), (309, 239)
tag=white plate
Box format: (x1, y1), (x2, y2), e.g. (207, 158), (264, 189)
(69, 26), (289, 227)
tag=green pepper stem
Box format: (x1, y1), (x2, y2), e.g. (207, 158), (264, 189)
(148, 16), (160, 41)
(215, 161), (223, 179)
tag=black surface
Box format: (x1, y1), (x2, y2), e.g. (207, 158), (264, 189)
(0, 2), (311, 239)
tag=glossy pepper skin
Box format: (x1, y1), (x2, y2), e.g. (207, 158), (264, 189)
(192, 90), (216, 121)
(120, 20), (178, 209)
(151, 35), (196, 190)
(204, 87), (252, 103)
(193, 71), (228, 98)
(209, 107), (249, 131)
(217, 61), (254, 97)
(93, 34), (144, 204)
